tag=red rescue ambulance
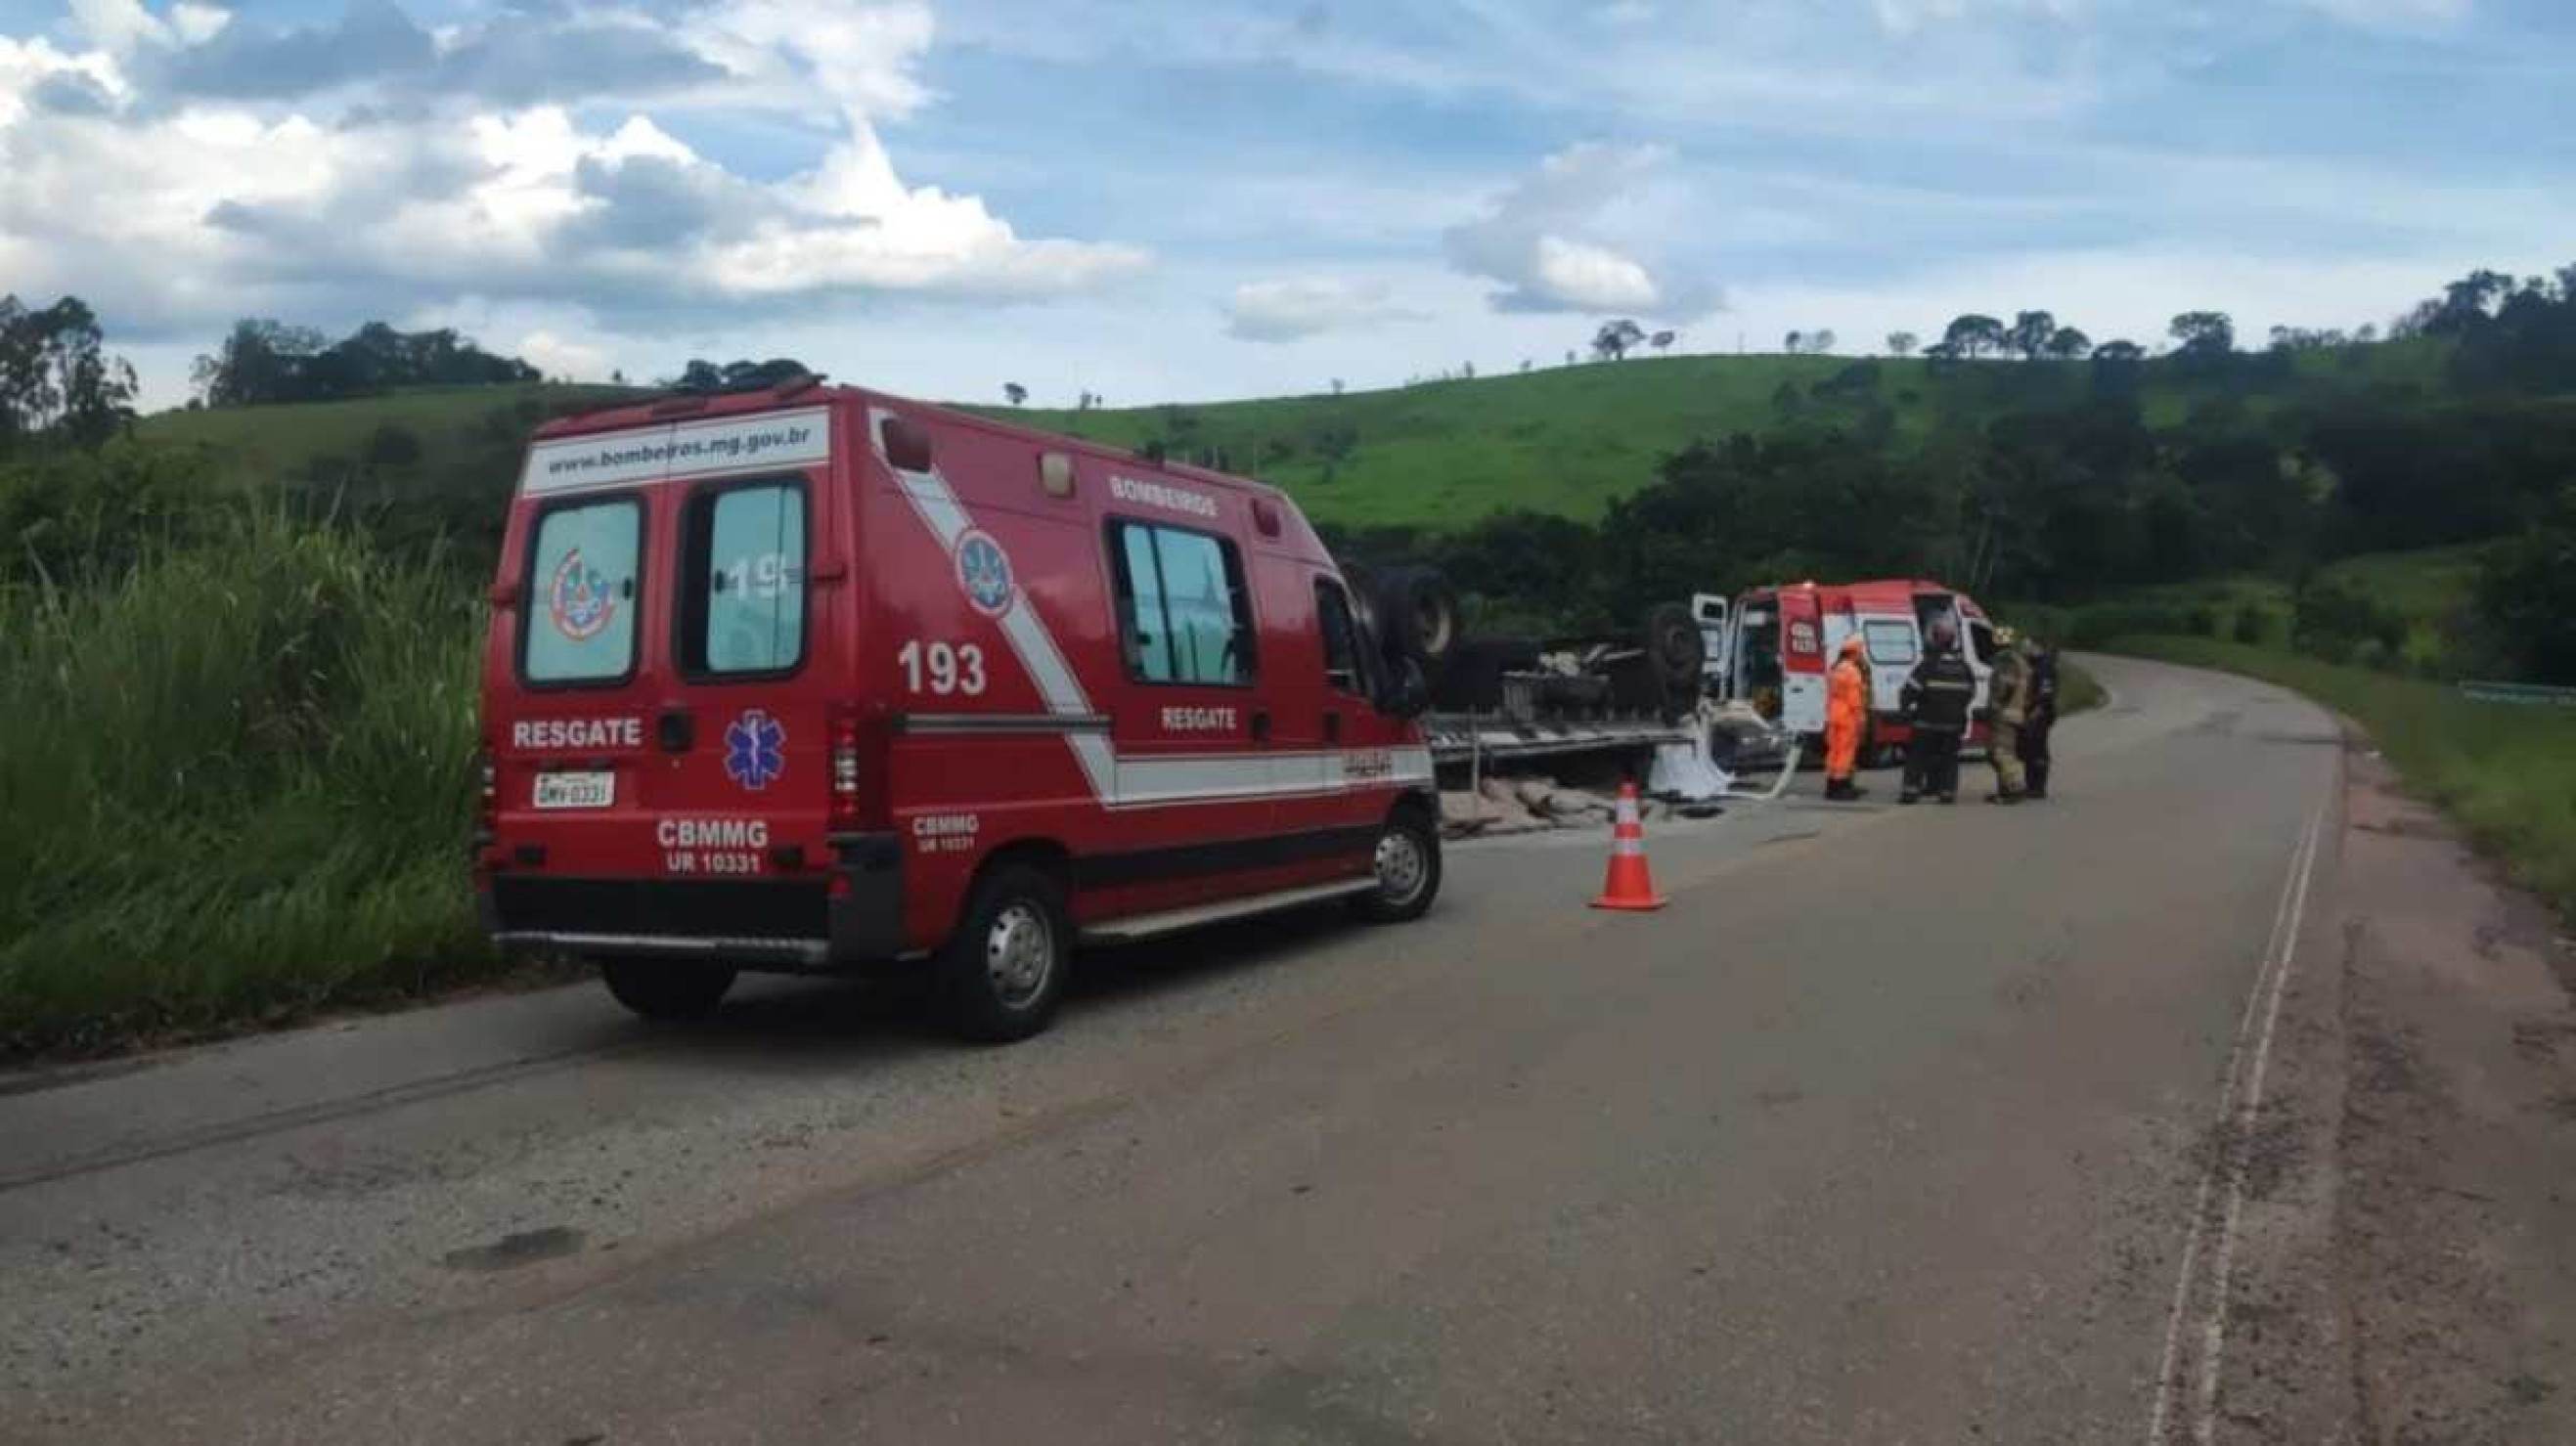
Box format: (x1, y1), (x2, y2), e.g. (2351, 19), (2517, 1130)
(476, 380), (1442, 1040)
(1695, 579), (1998, 759)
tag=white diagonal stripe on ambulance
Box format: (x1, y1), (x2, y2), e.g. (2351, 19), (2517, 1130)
(872, 407), (1113, 800)
(869, 407), (1431, 811)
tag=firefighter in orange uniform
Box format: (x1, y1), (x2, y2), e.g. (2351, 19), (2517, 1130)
(1824, 635), (1870, 801)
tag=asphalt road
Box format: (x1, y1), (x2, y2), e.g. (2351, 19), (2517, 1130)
(2, 656), (2353, 1444)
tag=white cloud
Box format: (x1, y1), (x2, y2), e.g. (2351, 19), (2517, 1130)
(168, 4), (229, 47)
(1223, 277), (1428, 341)
(675, 0), (935, 116)
(67, 0), (166, 56)
(515, 329), (612, 381)
(0, 0), (1147, 345)
(1525, 237), (1661, 312)
(1442, 143), (1719, 319)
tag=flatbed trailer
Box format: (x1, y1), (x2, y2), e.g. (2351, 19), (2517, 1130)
(1424, 712), (1697, 767)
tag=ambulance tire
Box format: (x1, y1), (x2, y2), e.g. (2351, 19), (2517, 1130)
(599, 959), (736, 1023)
(938, 864), (1072, 1043)
(1352, 807), (1442, 924)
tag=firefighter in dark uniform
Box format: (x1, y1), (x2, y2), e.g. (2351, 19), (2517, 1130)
(2020, 638), (2059, 800)
(1898, 618), (1976, 804)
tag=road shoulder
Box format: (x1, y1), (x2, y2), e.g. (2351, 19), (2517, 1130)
(2217, 730), (2576, 1442)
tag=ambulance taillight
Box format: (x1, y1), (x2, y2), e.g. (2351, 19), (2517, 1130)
(473, 745), (498, 841)
(829, 707), (864, 830)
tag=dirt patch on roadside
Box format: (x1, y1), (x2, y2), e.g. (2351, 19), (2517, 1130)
(2321, 752), (2576, 1445)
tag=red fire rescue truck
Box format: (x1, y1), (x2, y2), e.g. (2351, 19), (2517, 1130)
(1694, 579), (1998, 760)
(476, 379), (1443, 1041)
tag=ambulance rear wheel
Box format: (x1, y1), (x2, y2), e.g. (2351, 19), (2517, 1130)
(939, 865), (1071, 1043)
(1354, 810), (1442, 923)
(599, 959), (735, 1023)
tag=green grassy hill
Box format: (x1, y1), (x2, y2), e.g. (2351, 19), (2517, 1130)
(139, 340), (2450, 532)
(990, 341), (2445, 528)
(142, 382), (637, 487)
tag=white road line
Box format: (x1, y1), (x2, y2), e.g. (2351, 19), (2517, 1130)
(2144, 807), (2323, 1445)
(2192, 809), (2324, 1444)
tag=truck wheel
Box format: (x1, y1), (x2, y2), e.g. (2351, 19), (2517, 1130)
(938, 865), (1071, 1043)
(600, 959), (735, 1022)
(1643, 602), (1704, 699)
(1375, 566), (1461, 670)
(1353, 810), (1442, 923)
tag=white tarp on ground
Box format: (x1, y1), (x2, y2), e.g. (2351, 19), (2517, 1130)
(1649, 737), (1734, 801)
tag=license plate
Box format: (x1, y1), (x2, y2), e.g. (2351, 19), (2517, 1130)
(532, 769), (615, 811)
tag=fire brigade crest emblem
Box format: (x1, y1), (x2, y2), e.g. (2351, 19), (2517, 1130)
(548, 548), (617, 640)
(956, 530), (1015, 616)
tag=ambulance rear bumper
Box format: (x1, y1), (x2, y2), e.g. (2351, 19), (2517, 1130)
(478, 832), (907, 972)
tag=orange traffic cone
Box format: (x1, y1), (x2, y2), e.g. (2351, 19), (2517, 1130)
(1590, 781), (1667, 911)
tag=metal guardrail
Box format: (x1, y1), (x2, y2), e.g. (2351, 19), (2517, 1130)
(2456, 679), (2576, 707)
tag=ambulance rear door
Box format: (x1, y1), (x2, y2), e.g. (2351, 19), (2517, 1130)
(1777, 587), (1828, 734)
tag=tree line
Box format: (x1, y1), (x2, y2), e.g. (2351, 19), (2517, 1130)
(1323, 265), (2576, 683)
(0, 296), (137, 458)
(193, 320), (539, 408)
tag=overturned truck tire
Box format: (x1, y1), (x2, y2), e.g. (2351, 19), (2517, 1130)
(1373, 565), (1461, 672)
(1598, 603), (1707, 721)
(1642, 601), (1704, 699)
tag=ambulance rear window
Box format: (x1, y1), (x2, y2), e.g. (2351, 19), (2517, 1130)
(522, 499), (641, 685)
(680, 480), (808, 678)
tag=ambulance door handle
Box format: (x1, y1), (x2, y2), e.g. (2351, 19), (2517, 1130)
(1249, 710), (1272, 744)
(658, 709), (695, 754)
(1323, 711), (1342, 744)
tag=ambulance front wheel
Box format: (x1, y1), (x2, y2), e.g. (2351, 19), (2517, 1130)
(939, 864), (1072, 1043)
(599, 959), (736, 1022)
(1354, 809), (1442, 924)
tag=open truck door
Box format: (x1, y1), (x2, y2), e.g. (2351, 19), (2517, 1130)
(1691, 592), (1730, 699)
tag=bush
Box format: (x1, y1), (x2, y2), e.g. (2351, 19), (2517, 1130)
(2065, 601), (2192, 648)
(2185, 604), (2221, 637)
(2291, 576), (2405, 665)
(0, 506), (492, 1056)
(2470, 489), (2576, 683)
(2233, 604), (2268, 645)
(365, 421), (424, 469)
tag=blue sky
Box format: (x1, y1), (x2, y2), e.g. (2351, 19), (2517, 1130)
(2, 0), (2569, 410)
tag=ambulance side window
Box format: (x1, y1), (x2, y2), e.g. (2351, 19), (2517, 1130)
(680, 480), (807, 679)
(1967, 619), (1996, 666)
(1315, 578), (1363, 693)
(1109, 520), (1255, 686)
(522, 498), (641, 685)
(1863, 620), (1917, 665)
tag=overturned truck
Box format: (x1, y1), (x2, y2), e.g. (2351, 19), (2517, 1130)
(1335, 564), (1732, 773)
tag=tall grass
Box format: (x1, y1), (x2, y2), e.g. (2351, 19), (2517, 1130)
(0, 506), (495, 1056)
(2111, 637), (2576, 917)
